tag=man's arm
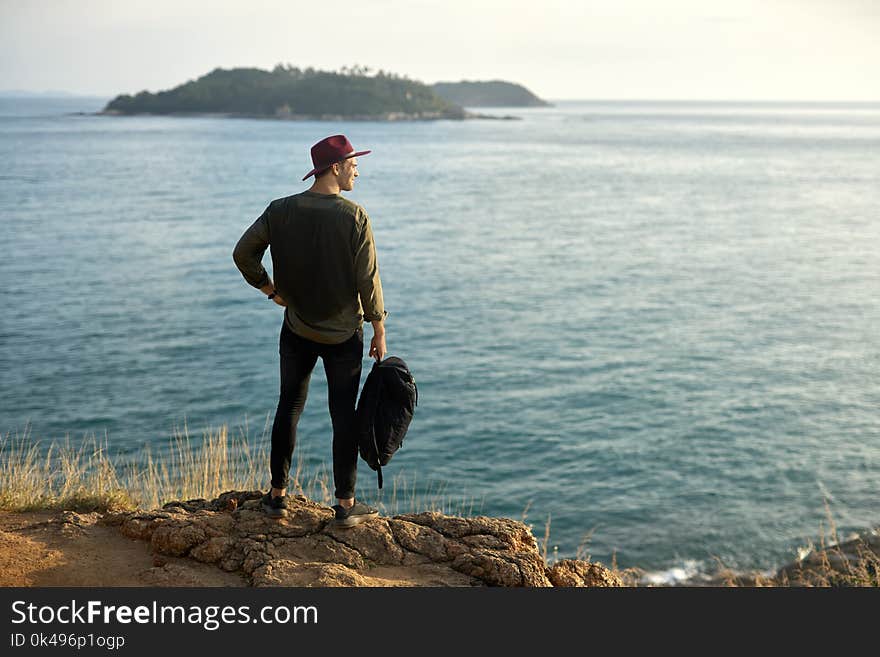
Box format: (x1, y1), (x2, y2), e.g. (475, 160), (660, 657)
(233, 208), (287, 306)
(353, 211), (388, 360)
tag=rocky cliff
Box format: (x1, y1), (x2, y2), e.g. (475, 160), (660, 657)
(100, 491), (622, 587)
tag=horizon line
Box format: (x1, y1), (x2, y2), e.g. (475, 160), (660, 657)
(2, 90), (880, 105)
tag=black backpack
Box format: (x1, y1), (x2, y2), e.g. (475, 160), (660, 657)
(355, 356), (418, 489)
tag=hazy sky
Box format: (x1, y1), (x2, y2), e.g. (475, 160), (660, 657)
(1, 0), (878, 100)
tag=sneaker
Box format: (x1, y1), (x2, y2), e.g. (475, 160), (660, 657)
(261, 492), (289, 519)
(332, 501), (379, 528)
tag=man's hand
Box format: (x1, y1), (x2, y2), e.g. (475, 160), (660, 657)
(369, 321), (386, 362)
(259, 281), (287, 307)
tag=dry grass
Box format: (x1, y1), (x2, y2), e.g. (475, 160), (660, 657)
(0, 423), (475, 518)
(0, 430), (134, 512)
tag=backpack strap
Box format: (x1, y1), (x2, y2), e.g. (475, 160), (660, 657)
(371, 420), (384, 489)
(368, 368), (384, 489)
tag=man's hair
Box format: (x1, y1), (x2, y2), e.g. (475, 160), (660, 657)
(315, 158), (352, 180)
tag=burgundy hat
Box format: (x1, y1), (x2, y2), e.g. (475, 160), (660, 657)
(302, 134), (371, 181)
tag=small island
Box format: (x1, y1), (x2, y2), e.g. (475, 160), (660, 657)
(101, 65), (527, 121)
(431, 80), (551, 107)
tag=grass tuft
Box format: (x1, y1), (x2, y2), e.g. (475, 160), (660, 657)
(0, 422), (476, 519)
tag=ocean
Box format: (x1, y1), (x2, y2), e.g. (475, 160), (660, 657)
(1, 96), (878, 584)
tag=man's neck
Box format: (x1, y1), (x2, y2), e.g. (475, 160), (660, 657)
(308, 181), (341, 195)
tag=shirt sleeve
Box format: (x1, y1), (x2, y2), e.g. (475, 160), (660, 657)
(232, 207), (272, 289)
(353, 209), (388, 322)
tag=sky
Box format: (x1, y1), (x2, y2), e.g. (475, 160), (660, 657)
(1, 0), (878, 101)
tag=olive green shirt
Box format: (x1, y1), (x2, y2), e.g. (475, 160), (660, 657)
(233, 190), (387, 344)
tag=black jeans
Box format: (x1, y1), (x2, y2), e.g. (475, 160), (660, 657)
(270, 321), (364, 499)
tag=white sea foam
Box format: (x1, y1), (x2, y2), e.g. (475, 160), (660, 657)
(640, 561), (778, 586)
(639, 560), (704, 586)
(796, 546), (813, 562)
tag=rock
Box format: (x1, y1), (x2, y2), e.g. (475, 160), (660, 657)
(323, 519), (405, 565)
(270, 534), (366, 570)
(119, 513), (172, 541)
(451, 550), (551, 587)
(162, 490), (263, 513)
(97, 512), (126, 527)
(388, 519), (452, 561)
(53, 511), (100, 537)
(395, 512), (538, 552)
(107, 491), (618, 587)
(190, 536), (234, 564)
(546, 559), (623, 587)
(150, 523), (207, 557)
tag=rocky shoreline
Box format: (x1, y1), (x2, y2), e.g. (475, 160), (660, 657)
(106, 491), (621, 587)
(2, 491), (876, 586)
(94, 110), (520, 121)
(710, 530), (880, 587)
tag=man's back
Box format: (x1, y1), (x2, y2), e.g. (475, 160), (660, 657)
(233, 190), (386, 345)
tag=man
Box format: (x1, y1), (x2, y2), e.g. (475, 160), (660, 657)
(233, 134), (388, 527)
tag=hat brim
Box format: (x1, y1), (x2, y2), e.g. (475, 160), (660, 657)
(302, 149), (371, 180)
